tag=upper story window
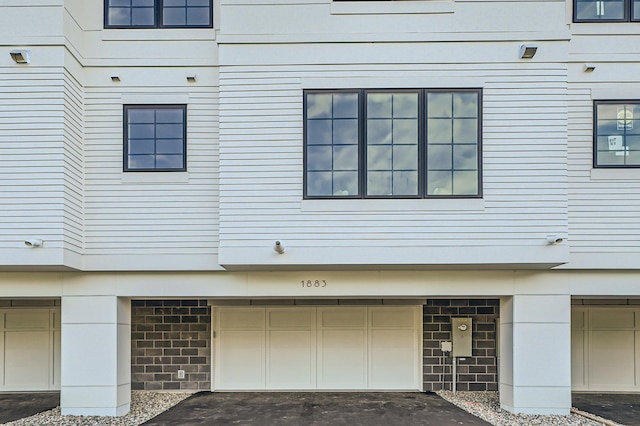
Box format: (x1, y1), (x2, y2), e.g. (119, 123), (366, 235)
(124, 105), (187, 171)
(594, 101), (640, 167)
(105, 0), (213, 28)
(574, 0), (640, 22)
(304, 89), (481, 199)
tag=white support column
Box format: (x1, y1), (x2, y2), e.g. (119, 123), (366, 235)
(499, 294), (571, 415)
(60, 296), (131, 416)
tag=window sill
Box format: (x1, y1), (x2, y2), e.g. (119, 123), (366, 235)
(121, 172), (189, 184)
(571, 22), (640, 35)
(102, 28), (215, 42)
(301, 198), (484, 212)
(330, 0), (454, 15)
(590, 168), (640, 180)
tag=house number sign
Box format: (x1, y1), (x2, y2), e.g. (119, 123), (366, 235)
(301, 280), (327, 288)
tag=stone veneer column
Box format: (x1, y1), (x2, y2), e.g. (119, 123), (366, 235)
(499, 294), (571, 415)
(60, 296), (131, 416)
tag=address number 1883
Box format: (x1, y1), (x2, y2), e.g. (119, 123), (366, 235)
(301, 280), (327, 288)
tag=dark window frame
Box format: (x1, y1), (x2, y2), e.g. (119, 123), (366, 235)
(303, 88), (483, 199)
(104, 0), (213, 29)
(123, 104), (187, 172)
(573, 0), (640, 22)
(593, 100), (640, 168)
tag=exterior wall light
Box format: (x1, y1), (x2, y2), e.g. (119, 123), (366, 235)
(10, 49), (31, 64)
(186, 75), (197, 82)
(273, 240), (285, 254)
(111, 76), (121, 82)
(519, 44), (537, 59)
(546, 235), (564, 245)
(24, 239), (44, 248)
(584, 64), (596, 72)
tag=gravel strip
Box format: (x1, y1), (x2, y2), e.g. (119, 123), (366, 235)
(1, 392), (193, 426)
(436, 391), (610, 426)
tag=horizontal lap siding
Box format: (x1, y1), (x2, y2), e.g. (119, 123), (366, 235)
(568, 88), (640, 252)
(219, 61), (568, 253)
(84, 88), (220, 257)
(0, 67), (66, 248)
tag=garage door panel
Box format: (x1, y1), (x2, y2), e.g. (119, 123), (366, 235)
(318, 330), (366, 389)
(370, 329), (416, 389)
(53, 330), (61, 387)
(4, 331), (50, 388)
(319, 308), (366, 328)
(268, 308), (314, 329)
(571, 330), (586, 387)
(590, 330), (635, 387)
(219, 308), (264, 330)
(267, 330), (315, 388)
(4, 310), (50, 330)
(218, 330), (265, 389)
(591, 310), (635, 329)
(370, 308), (414, 328)
(0, 308), (59, 391)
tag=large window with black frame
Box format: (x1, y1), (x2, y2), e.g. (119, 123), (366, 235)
(574, 0), (640, 22)
(594, 101), (640, 167)
(304, 89), (482, 199)
(105, 0), (213, 28)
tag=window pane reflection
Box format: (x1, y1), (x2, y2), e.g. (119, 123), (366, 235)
(306, 92), (359, 196)
(595, 102), (640, 167)
(305, 90), (480, 198)
(125, 106), (186, 171)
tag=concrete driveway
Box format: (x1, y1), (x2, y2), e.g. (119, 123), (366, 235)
(141, 392), (491, 425)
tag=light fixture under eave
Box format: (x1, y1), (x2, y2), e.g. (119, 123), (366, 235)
(186, 75), (197, 82)
(519, 44), (537, 59)
(111, 76), (121, 82)
(273, 240), (285, 254)
(10, 49), (31, 64)
(546, 235), (564, 245)
(24, 239), (44, 248)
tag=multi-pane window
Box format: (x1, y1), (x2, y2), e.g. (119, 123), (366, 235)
(574, 0), (640, 21)
(304, 89), (481, 198)
(594, 101), (640, 167)
(105, 0), (213, 28)
(124, 105), (187, 171)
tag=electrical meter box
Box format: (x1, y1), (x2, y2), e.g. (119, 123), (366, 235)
(452, 317), (472, 357)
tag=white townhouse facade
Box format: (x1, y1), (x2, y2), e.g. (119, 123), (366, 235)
(1, 0), (640, 417)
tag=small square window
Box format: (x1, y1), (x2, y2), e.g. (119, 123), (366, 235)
(124, 105), (187, 172)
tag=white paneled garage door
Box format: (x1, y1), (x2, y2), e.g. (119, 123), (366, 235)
(572, 307), (640, 391)
(0, 308), (60, 391)
(214, 306), (421, 391)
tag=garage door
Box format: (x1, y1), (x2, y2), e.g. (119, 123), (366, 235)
(572, 307), (640, 391)
(214, 306), (421, 391)
(0, 308), (60, 391)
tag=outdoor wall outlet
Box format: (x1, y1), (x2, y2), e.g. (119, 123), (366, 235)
(177, 370), (185, 379)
